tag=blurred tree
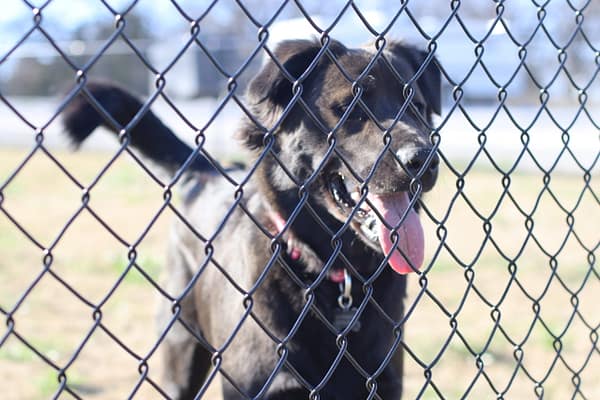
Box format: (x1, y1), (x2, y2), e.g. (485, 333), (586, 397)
(1, 10), (151, 96)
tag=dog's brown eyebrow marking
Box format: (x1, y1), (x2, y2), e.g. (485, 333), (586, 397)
(333, 94), (366, 111)
(335, 75), (376, 108)
(360, 74), (376, 90)
(328, 75), (375, 109)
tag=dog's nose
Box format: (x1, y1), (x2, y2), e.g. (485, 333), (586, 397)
(395, 147), (439, 189)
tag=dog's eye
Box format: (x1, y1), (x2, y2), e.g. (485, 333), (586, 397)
(348, 108), (368, 122)
(336, 104), (368, 123)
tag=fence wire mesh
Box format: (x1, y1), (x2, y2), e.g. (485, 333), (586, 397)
(0, 0), (598, 399)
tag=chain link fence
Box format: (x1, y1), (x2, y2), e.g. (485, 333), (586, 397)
(0, 1), (598, 399)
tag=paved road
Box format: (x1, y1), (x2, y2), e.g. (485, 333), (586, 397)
(1, 96), (597, 175)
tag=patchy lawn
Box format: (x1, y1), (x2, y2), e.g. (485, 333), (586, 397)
(1, 148), (597, 399)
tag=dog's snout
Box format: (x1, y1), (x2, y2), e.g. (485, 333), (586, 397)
(396, 147), (439, 174)
(396, 147), (439, 189)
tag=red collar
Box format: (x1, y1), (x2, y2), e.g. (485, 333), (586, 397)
(268, 211), (346, 283)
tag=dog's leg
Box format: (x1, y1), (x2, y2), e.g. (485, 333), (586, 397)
(369, 339), (404, 399)
(158, 240), (211, 400)
(161, 332), (211, 400)
(386, 349), (405, 398)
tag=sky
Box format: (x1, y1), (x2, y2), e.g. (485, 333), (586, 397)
(0, 0), (597, 105)
(1, 0), (577, 44)
(0, 0), (229, 41)
(1, 0), (597, 77)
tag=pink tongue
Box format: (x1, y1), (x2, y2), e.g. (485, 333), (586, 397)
(368, 193), (424, 274)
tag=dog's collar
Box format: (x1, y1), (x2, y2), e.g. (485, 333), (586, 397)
(267, 211), (346, 284)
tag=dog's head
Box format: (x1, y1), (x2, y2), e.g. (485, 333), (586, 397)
(241, 39), (441, 274)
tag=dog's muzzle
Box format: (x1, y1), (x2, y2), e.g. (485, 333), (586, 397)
(395, 146), (439, 192)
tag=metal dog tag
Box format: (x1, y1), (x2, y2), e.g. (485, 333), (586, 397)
(333, 307), (361, 332)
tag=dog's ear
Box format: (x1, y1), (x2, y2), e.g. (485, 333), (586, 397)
(247, 39), (323, 109)
(248, 39), (349, 107)
(386, 42), (441, 115)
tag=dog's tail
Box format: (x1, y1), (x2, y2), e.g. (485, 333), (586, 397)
(62, 81), (212, 176)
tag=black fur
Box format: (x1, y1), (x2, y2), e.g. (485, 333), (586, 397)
(63, 81), (211, 176)
(62, 39), (441, 399)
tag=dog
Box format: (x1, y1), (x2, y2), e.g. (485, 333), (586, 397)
(62, 38), (440, 399)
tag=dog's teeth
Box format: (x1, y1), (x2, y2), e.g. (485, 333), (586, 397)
(367, 215), (377, 230)
(343, 179), (354, 195)
(360, 213), (379, 242)
(333, 189), (341, 202)
(361, 225), (378, 242)
(330, 173), (358, 211)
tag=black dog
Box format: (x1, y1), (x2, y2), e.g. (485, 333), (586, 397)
(63, 38), (440, 399)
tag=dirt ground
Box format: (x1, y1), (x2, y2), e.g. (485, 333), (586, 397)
(0, 148), (598, 399)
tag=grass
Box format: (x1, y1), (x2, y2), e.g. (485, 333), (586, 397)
(107, 253), (163, 285)
(0, 340), (37, 363)
(0, 147), (598, 399)
(34, 369), (88, 398)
